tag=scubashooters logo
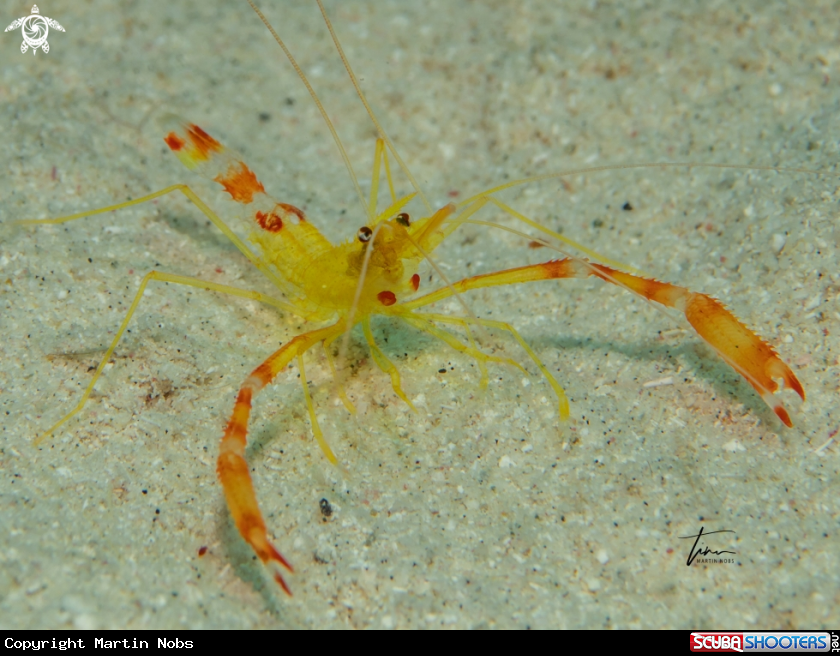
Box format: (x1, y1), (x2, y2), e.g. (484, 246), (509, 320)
(690, 632), (833, 652)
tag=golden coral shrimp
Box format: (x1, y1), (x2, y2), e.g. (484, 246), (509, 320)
(9, 0), (808, 596)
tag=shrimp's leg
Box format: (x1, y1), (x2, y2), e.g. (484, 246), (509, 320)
(402, 259), (804, 427)
(361, 318), (416, 411)
(12, 184), (300, 304)
(218, 321), (343, 594)
(418, 312), (570, 420)
(296, 353), (337, 463)
(399, 312), (527, 381)
(323, 335), (356, 414)
(33, 271), (296, 446)
(464, 324), (490, 389)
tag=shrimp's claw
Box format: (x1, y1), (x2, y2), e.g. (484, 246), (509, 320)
(681, 292), (804, 427)
(258, 533), (295, 597)
(243, 515), (294, 595)
(410, 259), (805, 426)
(216, 323), (344, 595)
(588, 264), (804, 426)
(217, 440), (294, 596)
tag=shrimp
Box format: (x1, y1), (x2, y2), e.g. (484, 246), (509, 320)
(2, 0), (835, 628)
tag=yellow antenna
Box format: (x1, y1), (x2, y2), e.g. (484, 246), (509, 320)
(458, 161), (821, 208)
(246, 0), (372, 221)
(315, 0), (433, 213)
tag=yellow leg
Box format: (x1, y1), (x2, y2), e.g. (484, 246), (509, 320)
(361, 318), (416, 411)
(323, 334), (356, 414)
(399, 312), (527, 381)
(464, 323), (490, 389)
(487, 196), (643, 275)
(421, 312), (570, 420)
(440, 192), (640, 276)
(12, 183), (304, 307)
(296, 353), (337, 464)
(34, 270), (294, 445)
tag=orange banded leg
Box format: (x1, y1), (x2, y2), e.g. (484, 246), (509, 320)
(585, 262), (804, 426)
(403, 258), (804, 427)
(217, 321), (343, 594)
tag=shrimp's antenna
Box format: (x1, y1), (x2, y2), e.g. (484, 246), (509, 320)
(316, 0), (433, 213)
(334, 222), (386, 390)
(246, 0), (372, 222)
(457, 161), (822, 209)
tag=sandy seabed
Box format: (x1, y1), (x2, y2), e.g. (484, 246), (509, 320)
(1, 0), (838, 629)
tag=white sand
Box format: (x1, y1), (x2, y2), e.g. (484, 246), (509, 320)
(1, 0), (838, 629)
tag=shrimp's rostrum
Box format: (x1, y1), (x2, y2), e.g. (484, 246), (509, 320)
(6, 0), (822, 604)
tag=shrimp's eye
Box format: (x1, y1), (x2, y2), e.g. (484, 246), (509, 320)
(395, 212), (410, 227)
(357, 226), (373, 243)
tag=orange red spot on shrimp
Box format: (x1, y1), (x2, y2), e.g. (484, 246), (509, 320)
(164, 123), (223, 165)
(214, 161), (265, 204)
(255, 209), (283, 232)
(278, 202), (306, 222)
(254, 203), (307, 232)
(377, 290), (397, 306)
(163, 132), (185, 152)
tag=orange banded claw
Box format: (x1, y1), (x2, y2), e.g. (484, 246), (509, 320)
(584, 263), (805, 427)
(405, 257), (804, 426)
(216, 322), (343, 594)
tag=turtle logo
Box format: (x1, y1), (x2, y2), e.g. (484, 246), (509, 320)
(5, 5), (65, 55)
